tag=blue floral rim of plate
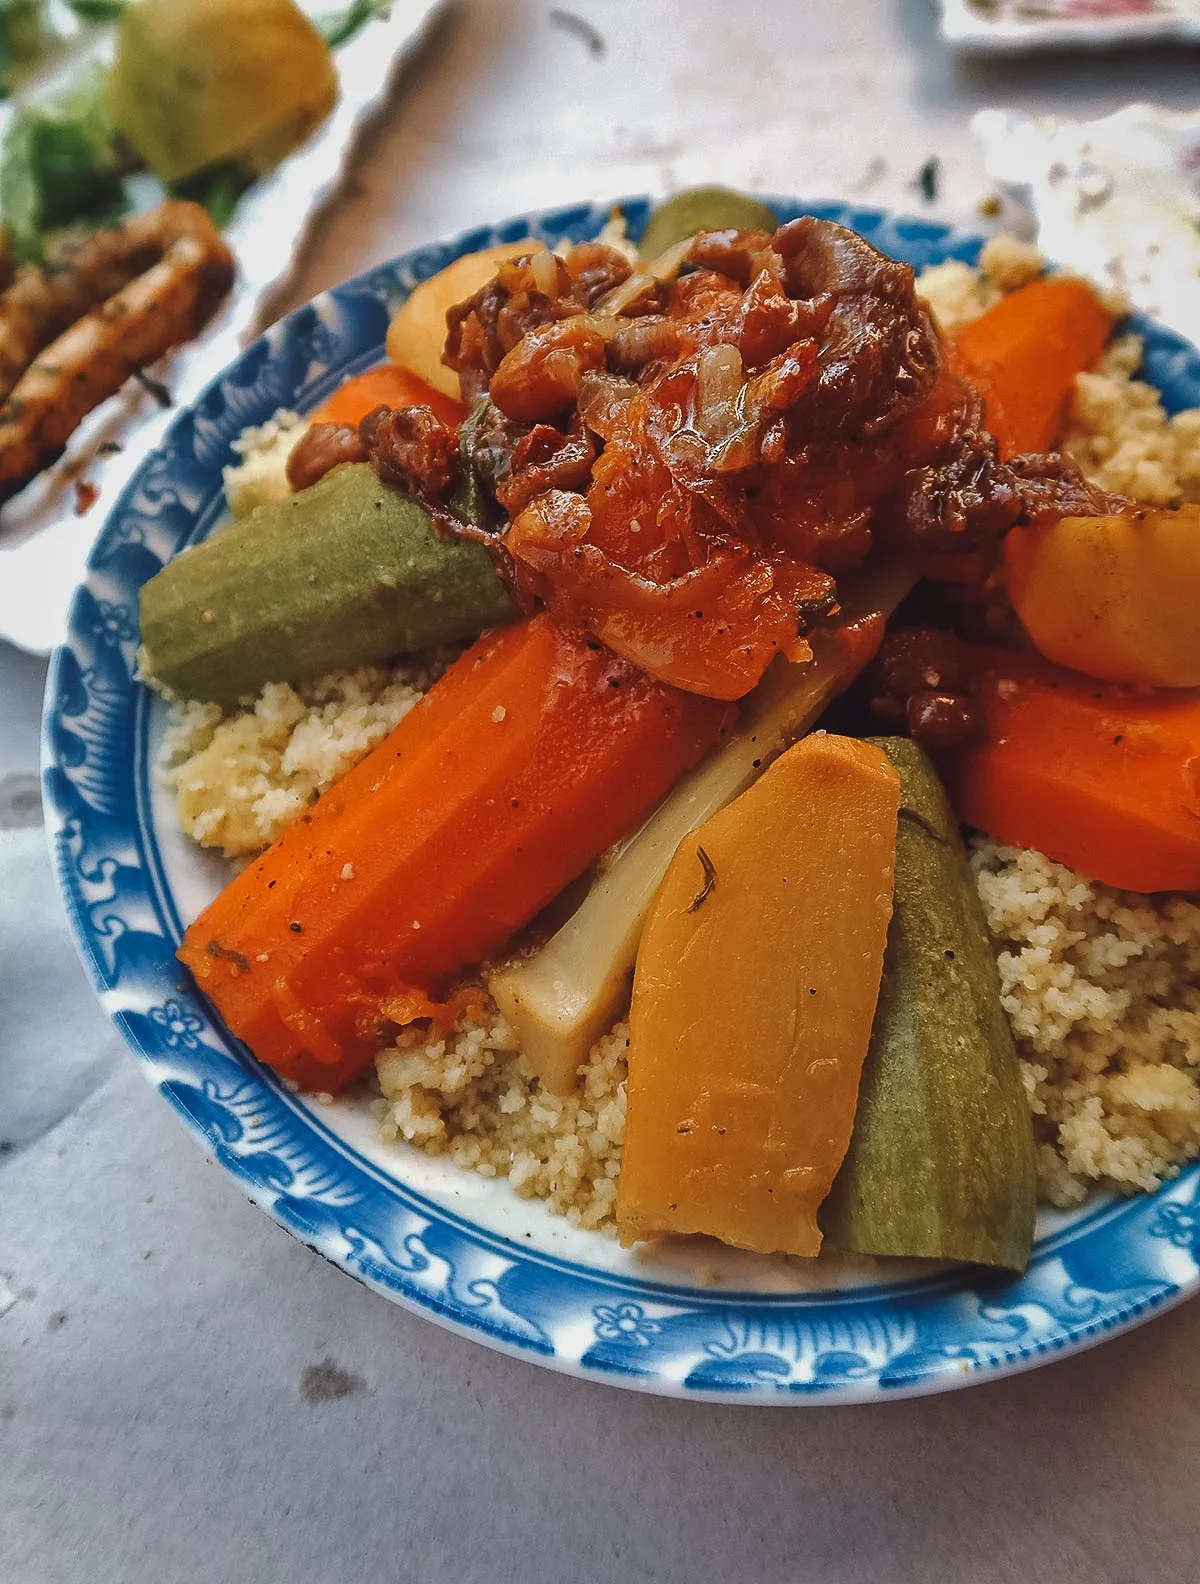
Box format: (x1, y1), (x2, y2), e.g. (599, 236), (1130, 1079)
(42, 196), (1200, 1404)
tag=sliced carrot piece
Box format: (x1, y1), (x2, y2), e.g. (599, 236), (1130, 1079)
(953, 276), (1115, 458)
(940, 645), (1200, 892)
(179, 615), (732, 1089)
(310, 364), (466, 429)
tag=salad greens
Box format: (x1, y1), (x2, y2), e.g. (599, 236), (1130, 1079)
(0, 61), (126, 263)
(167, 162), (253, 230)
(62, 0), (124, 20)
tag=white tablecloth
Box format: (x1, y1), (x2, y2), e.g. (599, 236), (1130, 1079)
(4, 4), (1200, 1579)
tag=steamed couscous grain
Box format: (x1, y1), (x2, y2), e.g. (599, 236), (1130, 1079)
(915, 234), (1046, 333)
(375, 1012), (629, 1232)
(161, 660), (442, 857)
(162, 237), (1200, 1232)
(221, 409), (306, 519)
(972, 840), (1200, 1207)
(1062, 335), (1200, 505)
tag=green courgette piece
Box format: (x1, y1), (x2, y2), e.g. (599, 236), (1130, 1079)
(638, 186), (778, 260)
(819, 736), (1037, 1274)
(139, 462), (516, 706)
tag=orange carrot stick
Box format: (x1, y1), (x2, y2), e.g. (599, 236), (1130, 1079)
(310, 364), (466, 430)
(179, 615), (733, 1090)
(953, 277), (1115, 458)
(940, 645), (1200, 893)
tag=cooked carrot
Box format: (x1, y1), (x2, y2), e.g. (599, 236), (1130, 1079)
(310, 364), (466, 429)
(178, 614), (733, 1089)
(940, 645), (1200, 893)
(952, 277), (1115, 458)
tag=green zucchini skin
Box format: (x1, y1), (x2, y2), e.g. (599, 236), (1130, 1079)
(638, 186), (778, 259)
(138, 462), (516, 706)
(820, 736), (1037, 1274)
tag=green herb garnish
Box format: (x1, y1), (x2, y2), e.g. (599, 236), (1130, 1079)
(687, 846), (718, 914)
(167, 160), (251, 229)
(315, 0), (390, 48)
(62, 0), (126, 20)
(0, 0), (49, 99)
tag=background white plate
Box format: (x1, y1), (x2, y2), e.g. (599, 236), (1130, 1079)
(0, 0), (446, 656)
(938, 0), (1200, 52)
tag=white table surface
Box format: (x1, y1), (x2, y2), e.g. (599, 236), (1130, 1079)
(5, 4), (1200, 1579)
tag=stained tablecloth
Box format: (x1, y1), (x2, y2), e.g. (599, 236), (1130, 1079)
(4, 4), (1200, 1579)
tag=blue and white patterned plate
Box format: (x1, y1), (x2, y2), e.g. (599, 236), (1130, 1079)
(43, 198), (1200, 1403)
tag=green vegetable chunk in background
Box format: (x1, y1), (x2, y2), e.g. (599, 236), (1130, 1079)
(820, 736), (1037, 1275)
(0, 0), (49, 99)
(108, 0), (337, 185)
(139, 462), (517, 707)
(167, 161), (251, 229)
(638, 185), (778, 259)
(314, 0), (391, 47)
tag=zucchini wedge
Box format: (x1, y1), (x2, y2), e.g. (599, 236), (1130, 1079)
(820, 737), (1037, 1273)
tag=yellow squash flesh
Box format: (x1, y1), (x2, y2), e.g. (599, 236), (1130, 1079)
(616, 734), (900, 1257)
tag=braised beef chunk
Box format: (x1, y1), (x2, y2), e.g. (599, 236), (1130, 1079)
(900, 426), (1023, 550)
(562, 239), (634, 306)
(285, 421), (368, 492)
(366, 404), (460, 497)
(1007, 450), (1130, 524)
(495, 423), (596, 516)
(391, 217), (1137, 700)
(770, 216), (942, 438)
(687, 227), (775, 287)
(443, 243), (641, 404)
(489, 319), (608, 424)
(874, 625), (975, 704)
(866, 626), (983, 752)
(443, 279), (511, 405)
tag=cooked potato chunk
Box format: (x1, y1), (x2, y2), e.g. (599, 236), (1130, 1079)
(385, 240), (543, 398)
(1005, 507), (1200, 688)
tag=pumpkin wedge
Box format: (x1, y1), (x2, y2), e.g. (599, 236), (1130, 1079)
(616, 733), (900, 1257)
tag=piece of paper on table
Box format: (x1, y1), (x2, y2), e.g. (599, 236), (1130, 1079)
(974, 105), (1200, 348)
